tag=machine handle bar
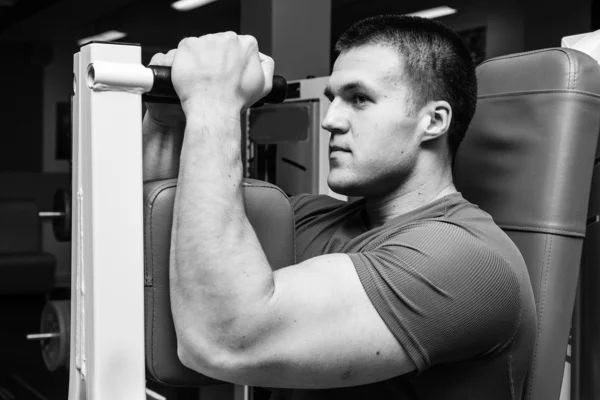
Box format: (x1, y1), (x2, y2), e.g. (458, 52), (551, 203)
(143, 66), (288, 106)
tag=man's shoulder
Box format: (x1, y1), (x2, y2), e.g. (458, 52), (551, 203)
(440, 195), (527, 269)
(347, 204), (534, 379)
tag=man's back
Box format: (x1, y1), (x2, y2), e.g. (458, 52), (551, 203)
(271, 192), (536, 399)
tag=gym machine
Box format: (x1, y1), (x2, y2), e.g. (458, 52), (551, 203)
(28, 41), (288, 400)
(41, 75), (341, 247)
(246, 76), (346, 200)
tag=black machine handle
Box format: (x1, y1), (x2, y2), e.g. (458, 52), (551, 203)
(143, 66), (288, 107)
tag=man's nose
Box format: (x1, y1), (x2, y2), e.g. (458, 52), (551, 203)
(321, 101), (349, 134)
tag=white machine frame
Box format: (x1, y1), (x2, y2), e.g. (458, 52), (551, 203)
(70, 41), (252, 400)
(70, 42), (146, 400)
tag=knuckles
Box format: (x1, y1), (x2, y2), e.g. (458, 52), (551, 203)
(157, 31), (268, 105)
(149, 49), (177, 66)
(176, 32), (260, 55)
(149, 48), (177, 67)
(239, 35), (258, 52)
(177, 36), (193, 49)
(149, 52), (168, 65)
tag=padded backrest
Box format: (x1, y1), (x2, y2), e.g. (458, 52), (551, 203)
(0, 199), (56, 294)
(0, 199), (41, 252)
(143, 178), (295, 386)
(454, 48), (600, 400)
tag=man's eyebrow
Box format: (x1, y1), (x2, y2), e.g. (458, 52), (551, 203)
(323, 81), (372, 98)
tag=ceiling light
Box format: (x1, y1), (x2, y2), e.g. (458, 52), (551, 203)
(171, 0), (218, 12)
(406, 6), (457, 19)
(77, 30), (127, 46)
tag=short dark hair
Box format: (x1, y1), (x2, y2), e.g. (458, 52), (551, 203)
(335, 15), (477, 165)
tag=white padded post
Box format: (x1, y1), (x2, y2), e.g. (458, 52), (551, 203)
(69, 42), (145, 400)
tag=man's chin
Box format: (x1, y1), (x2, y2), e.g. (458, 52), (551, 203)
(327, 179), (362, 197)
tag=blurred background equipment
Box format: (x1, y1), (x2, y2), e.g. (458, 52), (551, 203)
(245, 76), (346, 200)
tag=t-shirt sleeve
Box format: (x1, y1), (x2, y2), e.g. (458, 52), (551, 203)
(348, 219), (523, 374)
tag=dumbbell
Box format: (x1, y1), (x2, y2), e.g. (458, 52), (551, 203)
(26, 300), (71, 371)
(38, 188), (71, 242)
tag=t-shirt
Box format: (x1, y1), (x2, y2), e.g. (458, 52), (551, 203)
(269, 192), (537, 400)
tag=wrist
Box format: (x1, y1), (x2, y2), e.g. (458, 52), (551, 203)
(181, 98), (243, 122)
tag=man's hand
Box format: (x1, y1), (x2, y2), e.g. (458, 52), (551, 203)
(171, 32), (274, 114)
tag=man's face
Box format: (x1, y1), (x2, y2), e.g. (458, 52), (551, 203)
(322, 44), (424, 198)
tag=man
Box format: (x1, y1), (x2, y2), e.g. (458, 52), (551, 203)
(143, 15), (536, 400)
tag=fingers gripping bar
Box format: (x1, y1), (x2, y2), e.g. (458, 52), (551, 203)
(86, 62), (288, 106)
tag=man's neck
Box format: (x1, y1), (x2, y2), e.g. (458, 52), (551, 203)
(363, 172), (456, 230)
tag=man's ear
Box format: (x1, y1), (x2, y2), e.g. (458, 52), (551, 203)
(421, 101), (452, 143)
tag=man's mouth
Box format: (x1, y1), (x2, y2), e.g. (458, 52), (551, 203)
(329, 146), (349, 153)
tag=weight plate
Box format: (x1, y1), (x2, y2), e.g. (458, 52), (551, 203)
(52, 189), (71, 242)
(40, 300), (71, 371)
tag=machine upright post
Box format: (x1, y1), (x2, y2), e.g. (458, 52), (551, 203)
(69, 42), (146, 400)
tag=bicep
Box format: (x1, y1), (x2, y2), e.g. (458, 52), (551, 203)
(223, 253), (416, 389)
(200, 221), (522, 388)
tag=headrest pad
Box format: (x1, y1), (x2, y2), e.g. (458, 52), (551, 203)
(454, 48), (600, 237)
(477, 48), (600, 95)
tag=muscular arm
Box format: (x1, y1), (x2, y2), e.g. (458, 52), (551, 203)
(169, 33), (415, 388)
(170, 104), (275, 359)
(171, 105), (415, 387)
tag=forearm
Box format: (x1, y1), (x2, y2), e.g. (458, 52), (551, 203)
(142, 112), (185, 181)
(170, 104), (275, 359)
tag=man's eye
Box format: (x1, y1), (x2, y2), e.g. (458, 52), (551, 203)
(352, 94), (369, 104)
